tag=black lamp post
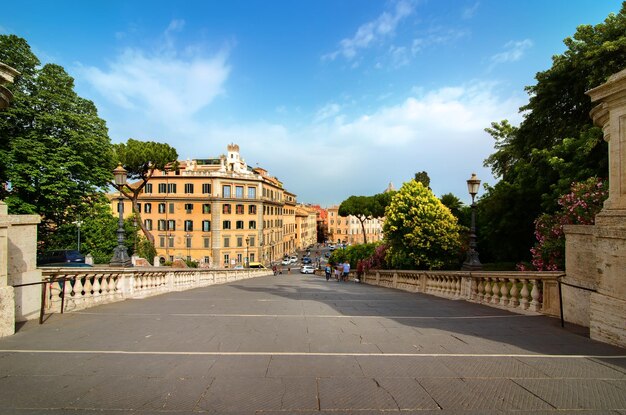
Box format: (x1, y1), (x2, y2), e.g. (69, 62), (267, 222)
(245, 237), (249, 268)
(462, 173), (482, 271)
(110, 163), (132, 267)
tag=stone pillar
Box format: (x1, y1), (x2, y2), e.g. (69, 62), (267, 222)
(0, 202), (14, 337)
(564, 69), (626, 348)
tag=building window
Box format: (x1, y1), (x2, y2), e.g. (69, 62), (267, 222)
(237, 237), (243, 247)
(186, 236), (192, 248)
(202, 183), (211, 194)
(203, 237), (210, 248)
(236, 220), (244, 229)
(145, 183), (153, 193)
(223, 204), (231, 214)
(249, 236), (255, 247)
(202, 204), (211, 214)
(169, 203), (175, 214)
(248, 187), (256, 199)
(237, 253), (243, 263)
(136, 203), (142, 213)
(250, 253), (255, 262)
(223, 237), (230, 248)
(235, 204), (244, 214)
(202, 220), (211, 232)
(144, 219), (153, 231)
(249, 220), (256, 229)
(223, 220), (231, 229)
(185, 183), (194, 194)
(159, 237), (165, 248)
(249, 205), (256, 214)
(185, 203), (193, 213)
(158, 220), (166, 231)
(145, 203), (152, 213)
(236, 186), (244, 198)
(184, 220), (193, 231)
(158, 183), (167, 193)
(167, 220), (176, 231)
(168, 236), (174, 247)
(222, 185), (231, 198)
(167, 183), (176, 193)
(223, 254), (229, 266)
(204, 256), (210, 263)
(158, 203), (166, 213)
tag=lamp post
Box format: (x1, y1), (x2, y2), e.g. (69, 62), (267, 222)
(185, 233), (191, 262)
(245, 237), (249, 268)
(72, 217), (83, 252)
(462, 173), (482, 271)
(110, 163), (132, 267)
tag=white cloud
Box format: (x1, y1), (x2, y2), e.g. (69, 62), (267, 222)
(323, 0), (413, 62)
(412, 28), (469, 54)
(81, 20), (230, 123)
(145, 81), (524, 205)
(490, 39), (533, 66)
(462, 2), (480, 19)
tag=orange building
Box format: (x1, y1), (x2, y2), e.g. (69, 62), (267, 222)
(114, 144), (295, 267)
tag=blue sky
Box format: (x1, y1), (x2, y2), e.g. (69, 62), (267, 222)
(2, 0), (622, 205)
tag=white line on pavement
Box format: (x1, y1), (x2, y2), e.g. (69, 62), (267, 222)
(1, 349), (625, 358)
(73, 312), (534, 319)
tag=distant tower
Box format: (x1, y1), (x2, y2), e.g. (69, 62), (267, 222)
(385, 182), (395, 193)
(225, 143), (251, 174)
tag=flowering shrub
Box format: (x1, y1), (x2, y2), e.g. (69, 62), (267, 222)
(526, 177), (607, 271)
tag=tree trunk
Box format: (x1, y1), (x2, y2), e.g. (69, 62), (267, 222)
(359, 217), (368, 244)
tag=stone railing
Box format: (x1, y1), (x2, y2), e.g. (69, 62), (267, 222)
(359, 270), (564, 316)
(41, 267), (271, 315)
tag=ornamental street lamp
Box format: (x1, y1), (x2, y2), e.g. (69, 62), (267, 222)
(110, 163), (132, 267)
(245, 237), (250, 268)
(462, 173), (482, 270)
(72, 217), (83, 252)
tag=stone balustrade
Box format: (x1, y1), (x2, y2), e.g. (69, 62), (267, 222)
(360, 270), (563, 316)
(42, 268), (271, 315)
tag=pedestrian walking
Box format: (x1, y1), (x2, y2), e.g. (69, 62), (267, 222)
(343, 261), (350, 282)
(334, 266), (340, 281)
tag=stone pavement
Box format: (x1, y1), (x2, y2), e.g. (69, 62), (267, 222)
(0, 274), (625, 414)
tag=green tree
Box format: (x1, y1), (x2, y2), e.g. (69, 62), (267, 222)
(414, 171), (431, 188)
(0, 35), (113, 246)
(439, 193), (463, 219)
(112, 138), (178, 244)
(479, 5), (625, 262)
(383, 181), (462, 269)
(338, 192), (392, 244)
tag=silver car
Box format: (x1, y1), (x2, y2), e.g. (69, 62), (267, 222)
(300, 265), (314, 274)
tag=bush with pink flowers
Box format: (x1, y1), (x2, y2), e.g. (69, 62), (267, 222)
(525, 177), (607, 271)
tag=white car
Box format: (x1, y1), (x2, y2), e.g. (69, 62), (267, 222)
(289, 256), (298, 264)
(300, 265), (314, 274)
(281, 258), (290, 265)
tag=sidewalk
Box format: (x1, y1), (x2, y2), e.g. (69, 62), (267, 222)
(0, 274), (624, 413)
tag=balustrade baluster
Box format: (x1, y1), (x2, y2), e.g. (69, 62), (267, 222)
(83, 276), (93, 299)
(490, 278), (500, 304)
(477, 278), (484, 301)
(499, 278), (509, 306)
(520, 279), (530, 310)
(455, 277), (461, 296)
(509, 278), (519, 308)
(530, 279), (541, 312)
(483, 277), (491, 303)
(92, 276), (102, 301)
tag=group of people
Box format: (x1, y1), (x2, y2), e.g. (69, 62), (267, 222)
(324, 262), (351, 282)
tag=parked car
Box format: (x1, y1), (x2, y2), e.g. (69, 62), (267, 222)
(289, 256), (298, 264)
(281, 258), (291, 265)
(328, 245), (336, 251)
(302, 257), (312, 264)
(300, 265), (314, 274)
(37, 250), (85, 266)
(248, 262), (267, 269)
(233, 264), (244, 270)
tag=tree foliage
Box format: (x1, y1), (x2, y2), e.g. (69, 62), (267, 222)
(414, 171), (431, 188)
(478, 6), (625, 262)
(338, 192), (393, 244)
(0, 34), (113, 245)
(383, 181), (462, 270)
(112, 138), (178, 243)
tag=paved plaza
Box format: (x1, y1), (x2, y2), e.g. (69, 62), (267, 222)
(0, 273), (625, 414)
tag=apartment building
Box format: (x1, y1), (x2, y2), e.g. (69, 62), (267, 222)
(326, 206), (384, 245)
(116, 144), (296, 267)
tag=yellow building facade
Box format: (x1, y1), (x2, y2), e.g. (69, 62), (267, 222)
(326, 206), (384, 245)
(116, 144), (298, 267)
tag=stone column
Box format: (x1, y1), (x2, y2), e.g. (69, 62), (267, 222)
(0, 202), (14, 337)
(564, 69), (626, 348)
